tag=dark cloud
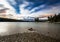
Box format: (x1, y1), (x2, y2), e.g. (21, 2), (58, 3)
(7, 0), (60, 14)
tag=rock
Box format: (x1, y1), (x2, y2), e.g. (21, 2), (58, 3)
(28, 28), (34, 31)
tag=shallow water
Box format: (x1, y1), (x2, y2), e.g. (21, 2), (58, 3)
(0, 22), (60, 39)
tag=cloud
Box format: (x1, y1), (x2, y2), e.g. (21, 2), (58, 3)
(0, 0), (16, 14)
(0, 0), (60, 20)
(7, 0), (21, 14)
(0, 0), (60, 16)
(25, 0), (60, 13)
(20, 3), (30, 15)
(6, 0), (60, 14)
(30, 4), (46, 13)
(30, 5), (60, 16)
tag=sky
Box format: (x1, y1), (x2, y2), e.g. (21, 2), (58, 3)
(0, 0), (60, 17)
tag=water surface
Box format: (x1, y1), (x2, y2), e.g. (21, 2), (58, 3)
(0, 22), (60, 39)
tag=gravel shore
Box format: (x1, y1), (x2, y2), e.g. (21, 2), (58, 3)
(0, 32), (60, 42)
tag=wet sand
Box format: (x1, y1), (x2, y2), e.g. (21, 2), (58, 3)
(0, 32), (60, 42)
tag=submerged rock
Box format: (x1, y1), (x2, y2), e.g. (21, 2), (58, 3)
(28, 28), (34, 31)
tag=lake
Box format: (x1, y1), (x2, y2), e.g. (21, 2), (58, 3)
(0, 22), (60, 39)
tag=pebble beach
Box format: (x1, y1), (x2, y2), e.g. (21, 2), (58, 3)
(0, 32), (60, 42)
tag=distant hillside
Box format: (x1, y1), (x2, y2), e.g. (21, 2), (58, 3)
(0, 18), (23, 22)
(0, 17), (48, 22)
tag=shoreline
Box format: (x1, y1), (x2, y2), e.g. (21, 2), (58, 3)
(0, 32), (60, 42)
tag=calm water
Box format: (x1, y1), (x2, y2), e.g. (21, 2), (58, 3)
(0, 22), (60, 39)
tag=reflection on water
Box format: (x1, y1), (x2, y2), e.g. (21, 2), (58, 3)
(0, 22), (60, 39)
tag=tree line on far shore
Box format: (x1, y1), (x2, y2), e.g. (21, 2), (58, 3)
(48, 13), (60, 22)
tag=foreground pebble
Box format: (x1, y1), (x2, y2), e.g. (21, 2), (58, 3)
(0, 32), (60, 42)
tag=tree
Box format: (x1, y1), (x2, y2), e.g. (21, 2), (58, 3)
(48, 13), (60, 22)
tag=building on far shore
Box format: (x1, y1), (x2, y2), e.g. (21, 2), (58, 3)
(23, 16), (35, 21)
